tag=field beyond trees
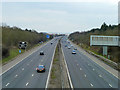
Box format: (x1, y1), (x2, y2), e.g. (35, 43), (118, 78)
(69, 23), (120, 63)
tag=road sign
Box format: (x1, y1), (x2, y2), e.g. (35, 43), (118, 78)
(90, 35), (120, 46)
(46, 35), (50, 39)
(19, 50), (21, 53)
(90, 35), (120, 56)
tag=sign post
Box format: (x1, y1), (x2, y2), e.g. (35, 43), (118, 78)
(103, 46), (107, 56)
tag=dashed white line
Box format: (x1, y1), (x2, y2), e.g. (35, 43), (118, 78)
(77, 64), (79, 66)
(27, 64), (29, 65)
(22, 68), (24, 71)
(99, 75), (102, 77)
(84, 74), (86, 77)
(109, 84), (112, 87)
(80, 68), (82, 70)
(32, 74), (34, 77)
(90, 83), (93, 87)
(88, 64), (90, 66)
(93, 68), (95, 71)
(6, 83), (10, 87)
(15, 74), (18, 78)
(26, 82), (29, 86)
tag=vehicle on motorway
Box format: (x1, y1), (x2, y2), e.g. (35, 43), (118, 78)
(68, 46), (71, 49)
(51, 42), (53, 45)
(40, 51), (44, 55)
(74, 48), (77, 50)
(72, 50), (76, 54)
(65, 45), (67, 47)
(36, 65), (45, 72)
(71, 45), (73, 47)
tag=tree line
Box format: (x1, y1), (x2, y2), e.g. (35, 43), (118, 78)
(2, 25), (53, 59)
(69, 23), (120, 63)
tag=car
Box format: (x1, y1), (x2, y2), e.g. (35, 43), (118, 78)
(65, 45), (67, 47)
(51, 42), (53, 45)
(72, 50), (76, 54)
(68, 46), (71, 49)
(36, 65), (45, 72)
(71, 45), (73, 47)
(74, 48), (77, 50)
(40, 51), (44, 55)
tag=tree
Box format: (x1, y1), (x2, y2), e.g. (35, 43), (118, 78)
(100, 22), (108, 31)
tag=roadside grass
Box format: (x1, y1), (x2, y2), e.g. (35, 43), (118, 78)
(2, 41), (47, 64)
(50, 44), (59, 79)
(2, 48), (25, 64)
(51, 68), (56, 79)
(79, 44), (109, 59)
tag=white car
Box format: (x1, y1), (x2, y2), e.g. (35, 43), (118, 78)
(72, 50), (76, 54)
(68, 46), (71, 49)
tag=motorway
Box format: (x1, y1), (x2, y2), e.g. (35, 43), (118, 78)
(2, 37), (59, 88)
(61, 37), (119, 88)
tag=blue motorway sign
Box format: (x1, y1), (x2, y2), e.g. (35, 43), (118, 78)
(19, 50), (21, 53)
(46, 35), (50, 39)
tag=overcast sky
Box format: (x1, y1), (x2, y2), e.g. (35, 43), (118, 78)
(2, 0), (119, 33)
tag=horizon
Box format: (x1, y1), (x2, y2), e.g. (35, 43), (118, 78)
(1, 1), (118, 33)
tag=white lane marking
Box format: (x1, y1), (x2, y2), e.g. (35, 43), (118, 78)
(0, 40), (52, 76)
(15, 74), (18, 78)
(32, 74), (34, 77)
(109, 84), (112, 87)
(84, 74), (86, 77)
(93, 68), (95, 71)
(88, 64), (90, 66)
(45, 42), (58, 88)
(26, 82), (29, 86)
(27, 64), (29, 65)
(90, 83), (93, 87)
(22, 68), (24, 71)
(6, 83), (10, 87)
(31, 60), (33, 62)
(77, 64), (79, 66)
(61, 45), (74, 89)
(80, 68), (82, 70)
(99, 75), (102, 77)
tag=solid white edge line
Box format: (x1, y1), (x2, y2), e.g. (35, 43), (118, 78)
(61, 45), (74, 89)
(0, 39), (52, 76)
(45, 41), (58, 89)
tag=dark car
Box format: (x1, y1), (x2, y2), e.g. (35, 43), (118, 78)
(65, 45), (67, 47)
(36, 65), (45, 72)
(51, 42), (53, 45)
(40, 51), (44, 55)
(68, 46), (71, 49)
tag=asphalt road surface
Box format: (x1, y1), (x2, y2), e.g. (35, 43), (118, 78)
(61, 37), (119, 88)
(2, 37), (59, 88)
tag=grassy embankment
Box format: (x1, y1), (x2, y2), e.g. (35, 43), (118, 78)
(2, 25), (53, 64)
